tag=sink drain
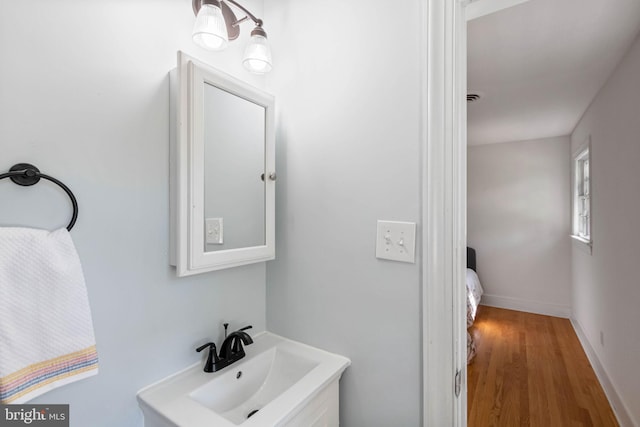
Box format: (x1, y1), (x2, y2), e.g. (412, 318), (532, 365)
(247, 409), (259, 419)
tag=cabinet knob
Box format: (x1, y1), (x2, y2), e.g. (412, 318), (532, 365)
(269, 172), (277, 181)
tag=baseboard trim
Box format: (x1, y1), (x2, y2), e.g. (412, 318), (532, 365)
(480, 294), (570, 318)
(570, 318), (635, 427)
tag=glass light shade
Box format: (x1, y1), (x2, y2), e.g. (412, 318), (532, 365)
(192, 4), (229, 51)
(242, 35), (273, 74)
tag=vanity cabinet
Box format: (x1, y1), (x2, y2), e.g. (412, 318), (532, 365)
(280, 380), (339, 427)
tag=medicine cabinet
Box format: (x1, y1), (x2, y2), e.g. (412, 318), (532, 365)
(170, 52), (275, 276)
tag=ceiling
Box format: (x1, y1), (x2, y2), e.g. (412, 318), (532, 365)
(467, 0), (640, 146)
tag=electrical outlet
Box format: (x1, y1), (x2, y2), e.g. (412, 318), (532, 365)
(375, 220), (416, 263)
(205, 218), (223, 245)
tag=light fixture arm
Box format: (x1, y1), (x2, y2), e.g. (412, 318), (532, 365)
(224, 0), (263, 28)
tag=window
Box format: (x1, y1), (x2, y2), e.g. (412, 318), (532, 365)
(572, 143), (591, 245)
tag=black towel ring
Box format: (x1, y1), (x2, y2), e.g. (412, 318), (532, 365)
(0, 163), (79, 231)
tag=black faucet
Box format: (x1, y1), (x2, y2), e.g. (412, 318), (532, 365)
(196, 324), (253, 372)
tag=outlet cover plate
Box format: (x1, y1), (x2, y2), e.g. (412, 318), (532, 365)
(376, 220), (416, 263)
(205, 218), (223, 245)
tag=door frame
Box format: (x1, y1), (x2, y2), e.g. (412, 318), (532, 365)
(421, 0), (534, 425)
(420, 0), (467, 425)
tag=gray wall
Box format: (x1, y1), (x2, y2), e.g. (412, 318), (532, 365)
(0, 1), (266, 426)
(571, 32), (640, 425)
(264, 1), (423, 426)
(468, 137), (572, 317)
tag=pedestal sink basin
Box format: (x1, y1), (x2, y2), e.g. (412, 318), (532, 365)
(137, 332), (350, 427)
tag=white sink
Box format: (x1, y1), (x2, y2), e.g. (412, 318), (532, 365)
(137, 332), (350, 427)
(190, 346), (319, 424)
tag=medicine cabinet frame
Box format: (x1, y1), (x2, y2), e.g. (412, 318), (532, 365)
(170, 52), (275, 276)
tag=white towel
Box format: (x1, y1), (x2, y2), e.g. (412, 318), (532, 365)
(0, 227), (98, 403)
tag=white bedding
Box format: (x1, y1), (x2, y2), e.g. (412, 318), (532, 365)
(466, 268), (484, 327)
(466, 268), (484, 364)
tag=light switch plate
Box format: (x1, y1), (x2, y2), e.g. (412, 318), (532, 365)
(205, 218), (223, 245)
(376, 220), (416, 263)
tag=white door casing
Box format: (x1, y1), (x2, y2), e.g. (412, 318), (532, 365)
(420, 0), (467, 425)
(422, 0), (539, 425)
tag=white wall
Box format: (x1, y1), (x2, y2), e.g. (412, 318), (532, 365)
(0, 1), (266, 426)
(571, 32), (640, 426)
(264, 0), (423, 425)
(468, 137), (572, 317)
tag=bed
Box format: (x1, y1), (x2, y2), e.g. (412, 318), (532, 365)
(466, 247), (484, 364)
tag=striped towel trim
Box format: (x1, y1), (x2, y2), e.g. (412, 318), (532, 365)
(0, 345), (98, 403)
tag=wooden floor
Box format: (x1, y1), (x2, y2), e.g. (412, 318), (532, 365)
(467, 306), (618, 427)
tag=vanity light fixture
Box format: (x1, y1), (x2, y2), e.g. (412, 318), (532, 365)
(192, 0), (273, 74)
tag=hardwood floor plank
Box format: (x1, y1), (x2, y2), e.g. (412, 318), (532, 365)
(467, 306), (618, 427)
(517, 331), (529, 426)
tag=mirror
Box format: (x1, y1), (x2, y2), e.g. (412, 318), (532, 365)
(203, 83), (265, 252)
(170, 52), (275, 276)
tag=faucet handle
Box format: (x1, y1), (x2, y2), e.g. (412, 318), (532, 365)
(196, 342), (216, 353)
(196, 342), (219, 372)
(238, 325), (253, 332)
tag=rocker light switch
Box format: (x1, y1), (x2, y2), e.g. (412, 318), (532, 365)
(375, 220), (416, 263)
(206, 218), (223, 245)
